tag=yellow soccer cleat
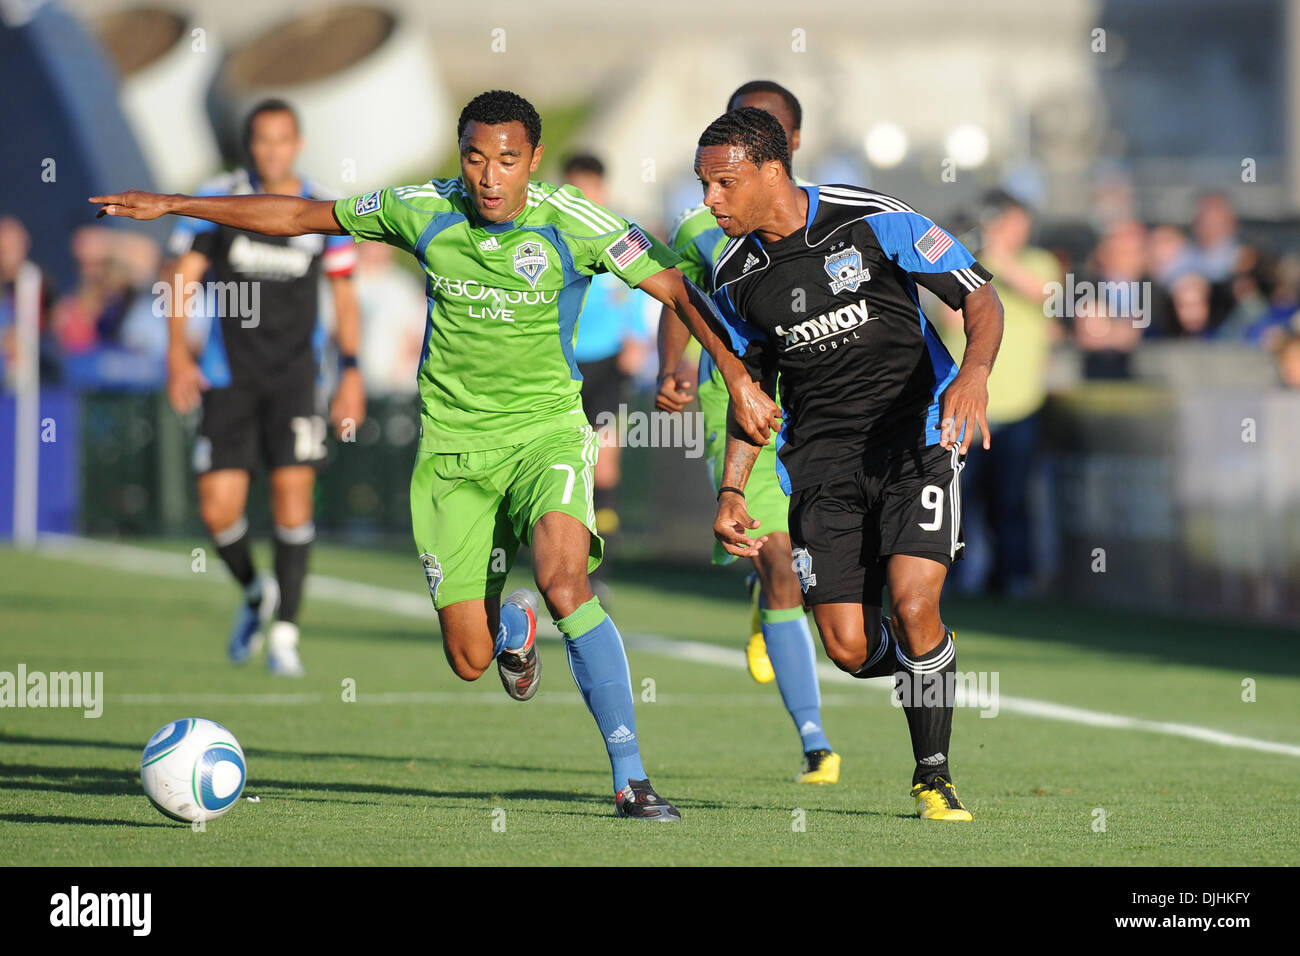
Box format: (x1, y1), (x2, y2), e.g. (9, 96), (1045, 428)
(744, 573), (775, 683)
(746, 634), (775, 684)
(911, 777), (973, 821)
(796, 748), (841, 784)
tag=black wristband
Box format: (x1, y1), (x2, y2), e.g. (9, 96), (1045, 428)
(338, 353), (359, 372)
(717, 485), (746, 501)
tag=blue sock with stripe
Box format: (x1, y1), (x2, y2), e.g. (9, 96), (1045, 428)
(761, 602), (832, 754)
(492, 602), (530, 657)
(558, 596), (647, 794)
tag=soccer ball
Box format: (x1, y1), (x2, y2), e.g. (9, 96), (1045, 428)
(140, 718), (247, 823)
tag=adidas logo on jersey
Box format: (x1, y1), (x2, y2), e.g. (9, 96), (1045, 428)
(478, 236), (500, 251)
(773, 298), (876, 351)
(606, 724), (636, 744)
(743, 253), (760, 272)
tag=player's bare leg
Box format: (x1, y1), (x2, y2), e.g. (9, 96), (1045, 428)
(532, 511), (679, 819)
(437, 597), (501, 681)
(886, 554), (971, 820)
(199, 468), (278, 664)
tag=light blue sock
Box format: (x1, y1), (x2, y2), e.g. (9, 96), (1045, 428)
(558, 596), (647, 794)
(492, 602), (530, 657)
(761, 602), (832, 754)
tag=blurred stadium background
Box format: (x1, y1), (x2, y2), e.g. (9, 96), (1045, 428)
(2, 0), (1298, 624)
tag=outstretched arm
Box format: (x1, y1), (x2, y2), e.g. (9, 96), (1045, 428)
(637, 267), (779, 445)
(90, 190), (346, 236)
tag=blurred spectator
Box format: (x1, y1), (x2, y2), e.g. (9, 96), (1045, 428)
(563, 152), (653, 550)
(1241, 253), (1300, 349)
(1215, 244), (1273, 338)
(1147, 224), (1192, 285)
(1188, 192), (1240, 283)
(1074, 219), (1147, 377)
(943, 190), (1061, 596)
(1168, 272), (1214, 338)
(48, 225), (164, 387)
(0, 215), (59, 387)
(1276, 334), (1300, 389)
(352, 241), (426, 395)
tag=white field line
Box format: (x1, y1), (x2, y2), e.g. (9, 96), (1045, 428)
(31, 534), (1300, 759)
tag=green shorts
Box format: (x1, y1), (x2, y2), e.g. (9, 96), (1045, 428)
(410, 424), (603, 610)
(698, 367), (790, 566)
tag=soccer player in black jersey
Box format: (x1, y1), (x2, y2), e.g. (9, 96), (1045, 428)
(700, 108), (1005, 820)
(164, 99), (366, 676)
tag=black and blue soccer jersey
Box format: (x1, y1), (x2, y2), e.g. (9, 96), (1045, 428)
(709, 184), (991, 494)
(167, 168), (356, 389)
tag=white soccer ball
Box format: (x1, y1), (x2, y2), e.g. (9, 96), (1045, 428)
(140, 718), (247, 823)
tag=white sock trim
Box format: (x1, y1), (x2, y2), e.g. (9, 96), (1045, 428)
(894, 632), (955, 674)
(212, 515), (249, 548)
(273, 521), (316, 545)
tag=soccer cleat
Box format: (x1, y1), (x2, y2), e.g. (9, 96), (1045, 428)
(228, 575), (279, 664)
(744, 573), (775, 683)
(614, 778), (681, 821)
(911, 776), (973, 822)
(266, 620), (305, 678)
(796, 748), (841, 785)
(496, 589), (541, 701)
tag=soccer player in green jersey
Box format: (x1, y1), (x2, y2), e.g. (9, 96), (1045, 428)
(92, 89), (780, 820)
(655, 81), (842, 785)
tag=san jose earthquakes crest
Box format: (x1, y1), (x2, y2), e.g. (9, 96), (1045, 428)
(824, 244), (870, 294)
(512, 240), (549, 288)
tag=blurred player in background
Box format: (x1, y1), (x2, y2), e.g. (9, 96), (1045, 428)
(163, 99), (365, 677)
(656, 81), (841, 785)
(94, 89), (778, 819)
(562, 153), (653, 571)
(702, 107), (1004, 821)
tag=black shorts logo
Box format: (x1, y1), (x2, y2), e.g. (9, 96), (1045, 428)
(791, 547), (817, 593)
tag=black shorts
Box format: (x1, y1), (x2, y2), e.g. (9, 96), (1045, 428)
(577, 354), (626, 429)
(788, 442), (965, 607)
(193, 374), (326, 475)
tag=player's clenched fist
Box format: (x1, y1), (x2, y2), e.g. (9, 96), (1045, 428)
(714, 491), (768, 557)
(729, 379), (781, 445)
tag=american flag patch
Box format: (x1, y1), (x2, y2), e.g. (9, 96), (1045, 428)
(914, 224), (954, 264)
(605, 226), (652, 269)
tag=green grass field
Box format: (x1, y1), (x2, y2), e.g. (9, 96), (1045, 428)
(2, 538), (1298, 866)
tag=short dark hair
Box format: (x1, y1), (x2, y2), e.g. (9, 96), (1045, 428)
(562, 153), (605, 178)
(698, 107), (792, 177)
(457, 90), (542, 148)
(242, 98), (299, 152)
(727, 80), (801, 130)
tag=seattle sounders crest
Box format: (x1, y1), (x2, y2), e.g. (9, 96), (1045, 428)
(513, 240), (549, 288)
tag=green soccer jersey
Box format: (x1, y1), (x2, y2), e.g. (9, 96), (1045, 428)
(334, 179), (680, 451)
